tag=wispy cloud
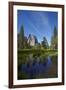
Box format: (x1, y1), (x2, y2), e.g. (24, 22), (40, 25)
(27, 11), (52, 44)
(18, 10), (57, 45)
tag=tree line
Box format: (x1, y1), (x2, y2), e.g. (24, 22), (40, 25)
(18, 25), (58, 50)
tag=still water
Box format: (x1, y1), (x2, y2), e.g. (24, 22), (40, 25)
(18, 53), (58, 80)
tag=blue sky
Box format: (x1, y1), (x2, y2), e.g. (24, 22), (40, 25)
(17, 10), (58, 45)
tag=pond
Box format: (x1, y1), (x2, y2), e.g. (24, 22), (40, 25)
(18, 52), (58, 80)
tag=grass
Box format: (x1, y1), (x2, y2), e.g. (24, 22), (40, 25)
(18, 49), (58, 56)
(18, 48), (57, 52)
(18, 49), (58, 58)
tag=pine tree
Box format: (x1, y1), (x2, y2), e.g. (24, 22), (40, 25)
(51, 26), (58, 49)
(18, 25), (25, 49)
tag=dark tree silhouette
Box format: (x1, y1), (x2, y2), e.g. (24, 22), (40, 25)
(51, 26), (58, 49)
(41, 37), (49, 49)
(18, 25), (25, 49)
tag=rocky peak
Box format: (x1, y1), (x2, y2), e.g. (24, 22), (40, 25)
(27, 34), (35, 46)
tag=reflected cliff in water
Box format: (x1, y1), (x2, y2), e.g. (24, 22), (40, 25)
(18, 52), (58, 80)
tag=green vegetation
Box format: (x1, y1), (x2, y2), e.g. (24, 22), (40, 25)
(17, 25), (58, 80)
(51, 26), (58, 49)
(41, 37), (49, 49)
(18, 25), (58, 50)
(18, 49), (58, 65)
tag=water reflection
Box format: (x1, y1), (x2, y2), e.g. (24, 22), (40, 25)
(18, 53), (58, 79)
